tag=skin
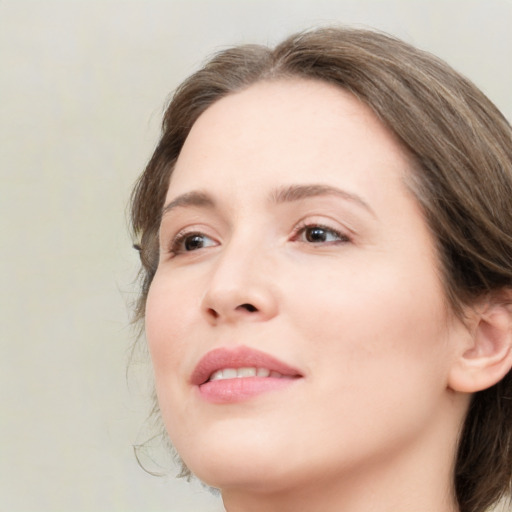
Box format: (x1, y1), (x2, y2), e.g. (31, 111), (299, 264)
(145, 79), (474, 512)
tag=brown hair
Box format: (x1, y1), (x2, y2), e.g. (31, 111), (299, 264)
(130, 27), (512, 512)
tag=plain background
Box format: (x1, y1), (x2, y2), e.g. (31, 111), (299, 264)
(2, 1), (512, 511)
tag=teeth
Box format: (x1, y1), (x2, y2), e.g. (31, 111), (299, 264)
(208, 367), (281, 381)
(222, 368), (238, 379)
(237, 367), (257, 378)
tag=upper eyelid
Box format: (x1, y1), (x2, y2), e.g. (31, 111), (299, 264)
(163, 225), (216, 247)
(172, 230), (218, 253)
(293, 215), (355, 237)
(159, 211), (357, 246)
(159, 210), (218, 239)
(292, 222), (352, 243)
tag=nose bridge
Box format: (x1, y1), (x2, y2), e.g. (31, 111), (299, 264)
(202, 227), (278, 322)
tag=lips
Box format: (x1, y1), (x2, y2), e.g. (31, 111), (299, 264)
(191, 346), (302, 403)
(191, 346), (302, 385)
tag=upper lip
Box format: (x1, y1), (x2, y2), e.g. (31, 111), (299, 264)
(190, 345), (302, 386)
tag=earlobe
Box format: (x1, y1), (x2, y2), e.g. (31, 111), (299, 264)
(448, 295), (512, 394)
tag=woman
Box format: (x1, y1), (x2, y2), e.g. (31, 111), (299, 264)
(130, 27), (512, 512)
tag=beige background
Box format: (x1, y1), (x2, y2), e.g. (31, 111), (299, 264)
(1, 1), (511, 511)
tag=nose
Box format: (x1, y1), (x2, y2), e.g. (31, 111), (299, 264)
(201, 240), (279, 325)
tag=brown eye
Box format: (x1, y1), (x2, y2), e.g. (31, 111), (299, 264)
(305, 227), (330, 243)
(299, 225), (348, 244)
(184, 234), (208, 251)
(171, 232), (218, 255)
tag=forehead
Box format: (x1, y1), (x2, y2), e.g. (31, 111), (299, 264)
(167, 78), (412, 208)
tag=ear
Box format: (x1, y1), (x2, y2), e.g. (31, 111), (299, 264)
(448, 291), (512, 393)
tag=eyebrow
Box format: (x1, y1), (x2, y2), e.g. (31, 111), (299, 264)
(270, 184), (375, 217)
(161, 191), (215, 217)
(161, 183), (375, 218)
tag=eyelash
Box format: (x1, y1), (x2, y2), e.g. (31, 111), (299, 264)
(167, 222), (350, 256)
(168, 229), (217, 255)
(291, 222), (351, 245)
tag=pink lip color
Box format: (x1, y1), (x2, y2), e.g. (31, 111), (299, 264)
(191, 346), (302, 404)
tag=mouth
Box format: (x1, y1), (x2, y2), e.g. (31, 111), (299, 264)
(191, 346), (303, 403)
(208, 367), (289, 381)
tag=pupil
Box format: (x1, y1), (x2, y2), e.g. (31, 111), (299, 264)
(306, 227), (326, 242)
(185, 235), (204, 251)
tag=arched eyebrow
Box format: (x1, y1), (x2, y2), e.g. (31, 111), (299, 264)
(161, 191), (215, 217)
(270, 184), (375, 217)
(161, 184), (375, 218)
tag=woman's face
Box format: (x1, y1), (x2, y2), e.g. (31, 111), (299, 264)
(146, 79), (466, 492)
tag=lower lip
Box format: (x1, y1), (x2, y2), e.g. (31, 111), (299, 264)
(198, 376), (299, 403)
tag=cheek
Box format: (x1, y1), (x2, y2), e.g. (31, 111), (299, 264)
(145, 273), (198, 392)
(145, 281), (173, 365)
(144, 274), (203, 444)
(285, 276), (452, 460)
(288, 256), (451, 390)
(146, 267), (195, 340)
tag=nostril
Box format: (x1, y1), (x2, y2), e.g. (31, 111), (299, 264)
(238, 303), (258, 313)
(207, 308), (219, 319)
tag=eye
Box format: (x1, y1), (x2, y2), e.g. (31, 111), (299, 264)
(294, 223), (350, 244)
(170, 231), (218, 255)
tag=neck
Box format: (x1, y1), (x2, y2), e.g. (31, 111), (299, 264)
(222, 456), (459, 512)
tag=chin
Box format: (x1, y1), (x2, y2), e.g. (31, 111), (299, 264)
(193, 461), (278, 492)
(177, 432), (305, 492)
